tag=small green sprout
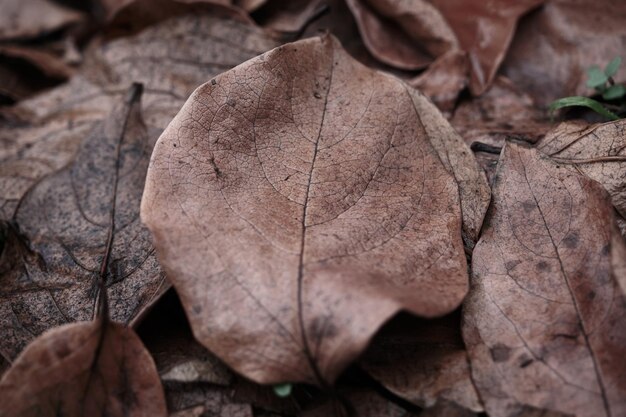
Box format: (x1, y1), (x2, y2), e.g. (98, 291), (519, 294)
(550, 56), (625, 121)
(273, 383), (293, 398)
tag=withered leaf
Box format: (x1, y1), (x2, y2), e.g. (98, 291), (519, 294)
(0, 13), (279, 219)
(537, 119), (626, 221)
(0, 84), (168, 361)
(0, 0), (84, 41)
(345, 0), (543, 94)
(502, 0), (626, 106)
(0, 318), (167, 417)
(345, 0), (455, 70)
(141, 35), (474, 385)
(361, 313), (482, 412)
(463, 143), (626, 417)
(299, 388), (411, 417)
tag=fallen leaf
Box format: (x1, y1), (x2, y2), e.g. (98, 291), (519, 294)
(0, 13), (279, 219)
(345, 0), (543, 94)
(463, 143), (626, 417)
(0, 317), (167, 417)
(141, 35), (473, 385)
(345, 0), (455, 70)
(409, 50), (468, 114)
(536, 119), (626, 220)
(0, 0), (84, 41)
(254, 0), (327, 33)
(0, 84), (168, 361)
(501, 0), (626, 106)
(361, 312), (482, 412)
(408, 86), (490, 243)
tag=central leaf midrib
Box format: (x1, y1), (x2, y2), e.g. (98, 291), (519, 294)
(296, 41), (335, 386)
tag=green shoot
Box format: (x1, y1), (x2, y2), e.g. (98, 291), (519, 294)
(273, 383), (293, 398)
(549, 97), (619, 121)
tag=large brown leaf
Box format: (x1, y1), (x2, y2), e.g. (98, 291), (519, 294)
(141, 35), (477, 385)
(463, 143), (626, 417)
(0, 84), (168, 361)
(0, 317), (167, 417)
(501, 0), (626, 106)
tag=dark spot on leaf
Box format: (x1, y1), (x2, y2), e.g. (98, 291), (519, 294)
(314, 92), (322, 99)
(536, 261), (550, 271)
(519, 358), (534, 368)
(490, 344), (511, 362)
(563, 233), (579, 249)
(522, 200), (535, 213)
(211, 79), (216, 85)
(601, 244), (610, 256)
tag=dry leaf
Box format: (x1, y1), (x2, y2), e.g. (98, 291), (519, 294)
(463, 143), (626, 417)
(409, 50), (468, 114)
(0, 0), (84, 41)
(0, 84), (168, 360)
(501, 0), (626, 106)
(361, 313), (482, 412)
(419, 401), (479, 417)
(142, 35), (473, 385)
(0, 318), (167, 417)
(537, 119), (626, 220)
(0, 13), (279, 219)
(345, 0), (454, 70)
(345, 0), (543, 94)
(253, 0), (327, 33)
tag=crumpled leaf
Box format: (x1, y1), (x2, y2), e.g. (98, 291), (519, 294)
(0, 84), (169, 361)
(0, 0), (84, 41)
(141, 35), (475, 385)
(345, 0), (456, 70)
(463, 143), (626, 417)
(409, 50), (468, 114)
(252, 0), (327, 33)
(361, 313), (482, 412)
(537, 119), (626, 220)
(345, 0), (543, 95)
(0, 13), (279, 219)
(501, 0), (626, 106)
(0, 317), (167, 417)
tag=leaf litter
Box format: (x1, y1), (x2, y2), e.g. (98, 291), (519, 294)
(0, 0), (625, 416)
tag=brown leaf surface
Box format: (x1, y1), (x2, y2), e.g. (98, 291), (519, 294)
(0, 318), (167, 417)
(0, 84), (168, 361)
(299, 388), (411, 417)
(537, 119), (626, 221)
(463, 143), (626, 417)
(345, 0), (543, 94)
(361, 313), (482, 412)
(501, 0), (626, 106)
(141, 35), (474, 385)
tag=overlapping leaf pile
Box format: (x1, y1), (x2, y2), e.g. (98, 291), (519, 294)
(0, 0), (625, 416)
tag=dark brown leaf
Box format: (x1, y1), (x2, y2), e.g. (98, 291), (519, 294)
(141, 35), (481, 385)
(463, 143), (626, 417)
(361, 313), (482, 412)
(0, 84), (168, 360)
(501, 0), (626, 106)
(0, 318), (167, 417)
